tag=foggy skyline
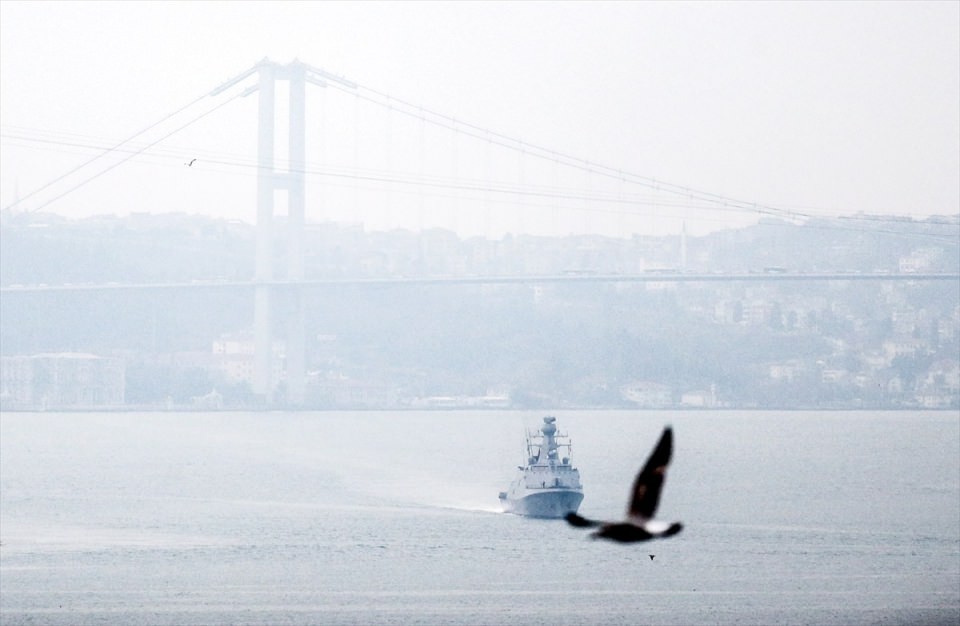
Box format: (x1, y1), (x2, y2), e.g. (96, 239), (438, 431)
(1, 1), (958, 239)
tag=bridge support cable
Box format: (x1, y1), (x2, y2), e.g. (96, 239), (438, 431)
(19, 89), (249, 215)
(319, 78), (821, 227)
(315, 76), (959, 242)
(4, 91), (217, 213)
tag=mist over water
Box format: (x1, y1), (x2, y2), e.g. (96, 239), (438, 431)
(1, 410), (957, 625)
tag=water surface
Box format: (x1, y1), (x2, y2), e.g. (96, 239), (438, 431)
(2, 410), (958, 625)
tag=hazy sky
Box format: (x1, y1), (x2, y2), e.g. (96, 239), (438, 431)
(1, 0), (957, 238)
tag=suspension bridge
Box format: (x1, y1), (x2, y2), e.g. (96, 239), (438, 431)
(2, 58), (957, 406)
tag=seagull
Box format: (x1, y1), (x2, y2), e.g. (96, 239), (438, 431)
(565, 426), (683, 543)
(186, 158), (197, 167)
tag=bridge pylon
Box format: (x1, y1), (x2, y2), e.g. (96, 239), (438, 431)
(252, 59), (308, 406)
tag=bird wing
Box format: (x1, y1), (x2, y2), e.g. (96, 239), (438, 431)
(565, 512), (602, 528)
(626, 427), (672, 523)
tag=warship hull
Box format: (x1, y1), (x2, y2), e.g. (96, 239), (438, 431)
(499, 488), (584, 519)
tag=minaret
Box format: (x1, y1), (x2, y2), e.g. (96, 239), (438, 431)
(680, 220), (688, 270)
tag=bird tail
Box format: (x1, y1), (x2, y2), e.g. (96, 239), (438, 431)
(565, 512), (601, 528)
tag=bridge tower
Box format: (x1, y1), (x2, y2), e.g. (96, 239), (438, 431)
(222, 58), (355, 406)
(252, 59), (307, 406)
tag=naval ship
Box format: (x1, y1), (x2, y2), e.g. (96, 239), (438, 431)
(499, 416), (584, 518)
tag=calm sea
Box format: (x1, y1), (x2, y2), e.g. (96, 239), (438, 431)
(1, 410), (957, 626)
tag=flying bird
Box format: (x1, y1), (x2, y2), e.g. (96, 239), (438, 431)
(186, 158), (197, 167)
(565, 426), (682, 543)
